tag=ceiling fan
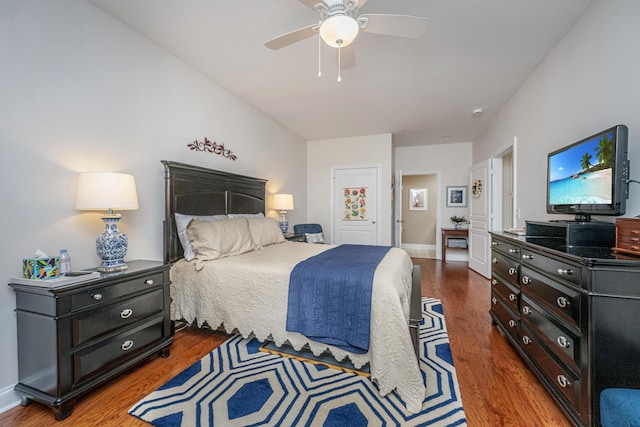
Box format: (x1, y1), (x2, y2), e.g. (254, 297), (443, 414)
(264, 0), (429, 80)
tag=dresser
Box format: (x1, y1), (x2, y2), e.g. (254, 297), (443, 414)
(9, 260), (173, 420)
(490, 227), (640, 427)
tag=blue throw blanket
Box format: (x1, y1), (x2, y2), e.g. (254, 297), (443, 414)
(286, 244), (391, 354)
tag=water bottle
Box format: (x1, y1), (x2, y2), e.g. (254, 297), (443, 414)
(60, 249), (71, 276)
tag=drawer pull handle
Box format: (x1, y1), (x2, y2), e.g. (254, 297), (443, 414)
(557, 375), (571, 388)
(557, 296), (570, 308)
(492, 241), (500, 246)
(631, 230), (640, 235)
(121, 340), (134, 351)
(92, 293), (103, 301)
(521, 276), (531, 285)
(508, 320), (517, 328)
(491, 297), (498, 305)
(522, 336), (531, 345)
(522, 306), (532, 315)
(491, 257), (498, 264)
(509, 293), (517, 302)
(120, 309), (133, 319)
(521, 254), (533, 260)
(508, 248), (519, 254)
(557, 268), (573, 276)
(508, 267), (517, 276)
(631, 238), (640, 243)
(491, 279), (498, 286)
(145, 279), (154, 285)
(632, 246), (640, 251)
(557, 336), (570, 348)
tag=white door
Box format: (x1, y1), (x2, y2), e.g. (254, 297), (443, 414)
(333, 167), (379, 245)
(468, 160), (493, 278)
(394, 170), (403, 248)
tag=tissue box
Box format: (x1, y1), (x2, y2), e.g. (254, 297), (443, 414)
(23, 257), (60, 280)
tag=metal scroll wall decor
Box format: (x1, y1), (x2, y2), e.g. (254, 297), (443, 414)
(187, 137), (238, 161)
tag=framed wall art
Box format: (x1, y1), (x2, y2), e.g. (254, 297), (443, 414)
(409, 188), (427, 211)
(446, 186), (467, 207)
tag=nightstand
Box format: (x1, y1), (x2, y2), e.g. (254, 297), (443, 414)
(284, 233), (304, 242)
(9, 260), (173, 421)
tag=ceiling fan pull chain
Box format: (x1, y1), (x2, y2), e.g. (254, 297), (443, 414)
(337, 45), (342, 82)
(317, 21), (322, 77)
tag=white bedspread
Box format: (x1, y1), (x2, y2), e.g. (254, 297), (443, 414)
(170, 242), (426, 413)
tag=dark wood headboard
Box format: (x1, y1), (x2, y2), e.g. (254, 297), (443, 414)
(162, 160), (267, 264)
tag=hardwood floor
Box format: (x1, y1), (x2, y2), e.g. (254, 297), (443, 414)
(0, 259), (571, 426)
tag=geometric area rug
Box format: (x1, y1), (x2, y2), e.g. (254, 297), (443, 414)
(129, 297), (467, 426)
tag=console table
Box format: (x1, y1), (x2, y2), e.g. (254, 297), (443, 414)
(442, 227), (468, 262)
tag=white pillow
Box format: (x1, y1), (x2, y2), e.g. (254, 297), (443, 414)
(248, 217), (286, 248)
(305, 232), (325, 244)
(188, 217), (255, 270)
(228, 212), (265, 219)
(175, 213), (227, 261)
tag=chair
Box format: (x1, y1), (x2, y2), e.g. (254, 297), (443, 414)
(600, 388), (640, 427)
(293, 223), (325, 243)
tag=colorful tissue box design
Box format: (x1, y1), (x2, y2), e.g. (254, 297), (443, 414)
(23, 257), (60, 280)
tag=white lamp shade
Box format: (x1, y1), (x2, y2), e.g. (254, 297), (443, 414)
(320, 15), (360, 48)
(75, 172), (139, 210)
(272, 193), (294, 211)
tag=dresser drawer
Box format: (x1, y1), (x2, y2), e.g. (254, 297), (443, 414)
(491, 239), (521, 259)
(71, 272), (164, 311)
(520, 323), (581, 414)
(73, 315), (165, 385)
(520, 266), (580, 328)
(520, 248), (581, 288)
(491, 275), (519, 313)
(520, 295), (580, 373)
(490, 292), (519, 342)
(491, 250), (519, 288)
(72, 289), (164, 347)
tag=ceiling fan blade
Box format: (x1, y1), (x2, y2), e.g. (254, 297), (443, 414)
(356, 0), (368, 9)
(297, 0), (324, 10)
(264, 24), (318, 50)
(359, 14), (429, 38)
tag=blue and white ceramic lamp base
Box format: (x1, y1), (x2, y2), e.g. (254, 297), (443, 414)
(96, 214), (129, 272)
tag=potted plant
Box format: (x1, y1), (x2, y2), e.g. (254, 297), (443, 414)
(450, 215), (467, 229)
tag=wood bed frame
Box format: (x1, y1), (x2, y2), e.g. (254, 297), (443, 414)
(161, 160), (422, 356)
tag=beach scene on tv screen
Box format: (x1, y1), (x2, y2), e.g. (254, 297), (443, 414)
(548, 131), (613, 204)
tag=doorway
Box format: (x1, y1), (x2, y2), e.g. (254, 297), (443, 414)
(397, 173), (439, 258)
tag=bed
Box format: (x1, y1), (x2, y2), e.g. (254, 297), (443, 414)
(162, 160), (426, 413)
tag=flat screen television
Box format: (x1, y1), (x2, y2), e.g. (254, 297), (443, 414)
(547, 124), (630, 222)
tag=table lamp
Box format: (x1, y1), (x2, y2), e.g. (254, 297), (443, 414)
(272, 193), (294, 233)
(75, 172), (139, 272)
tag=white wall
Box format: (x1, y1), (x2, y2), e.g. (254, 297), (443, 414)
(307, 134), (393, 245)
(474, 0), (640, 226)
(395, 142), (473, 258)
(0, 0), (306, 411)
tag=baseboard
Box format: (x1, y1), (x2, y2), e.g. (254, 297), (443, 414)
(0, 385), (21, 415)
(401, 243), (436, 259)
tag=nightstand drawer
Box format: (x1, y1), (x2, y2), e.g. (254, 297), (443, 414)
(72, 289), (164, 346)
(73, 315), (165, 385)
(70, 272), (164, 311)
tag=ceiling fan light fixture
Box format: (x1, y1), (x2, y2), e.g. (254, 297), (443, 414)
(319, 15), (359, 48)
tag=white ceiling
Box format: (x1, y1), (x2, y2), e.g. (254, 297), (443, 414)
(86, 0), (593, 147)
